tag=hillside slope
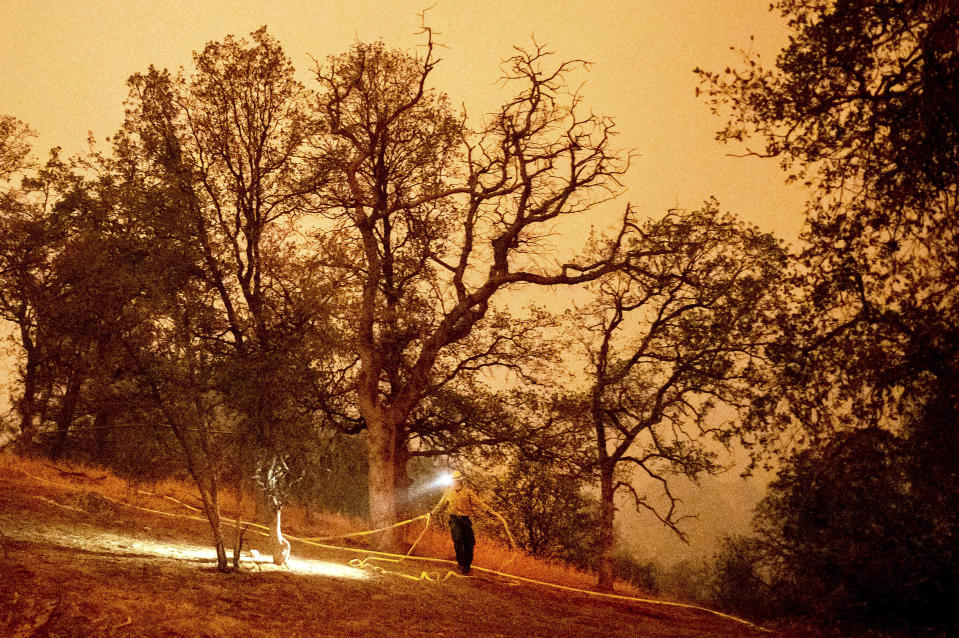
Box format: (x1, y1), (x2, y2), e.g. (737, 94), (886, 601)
(0, 462), (776, 637)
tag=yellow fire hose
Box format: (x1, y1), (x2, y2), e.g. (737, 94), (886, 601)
(489, 509), (519, 572)
(15, 469), (769, 633)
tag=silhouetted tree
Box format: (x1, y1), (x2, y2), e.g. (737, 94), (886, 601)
(1, 120), (54, 450)
(306, 31), (634, 536)
(0, 135), (135, 459)
(698, 5), (959, 626)
(697, 0), (959, 457)
(570, 203), (785, 591)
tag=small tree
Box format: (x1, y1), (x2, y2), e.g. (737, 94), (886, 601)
(254, 455), (296, 565)
(571, 203), (785, 591)
(129, 294), (237, 571)
(119, 28), (337, 567)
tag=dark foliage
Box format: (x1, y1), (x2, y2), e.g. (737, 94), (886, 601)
(698, 4), (958, 629)
(488, 456), (599, 569)
(699, 0), (959, 455)
(711, 428), (958, 632)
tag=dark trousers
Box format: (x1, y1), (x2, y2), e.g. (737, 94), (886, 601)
(449, 514), (475, 573)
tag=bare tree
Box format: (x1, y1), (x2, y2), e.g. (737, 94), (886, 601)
(307, 31), (634, 536)
(570, 203), (785, 590)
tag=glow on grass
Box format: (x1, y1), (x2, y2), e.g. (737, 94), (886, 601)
(127, 539), (368, 579)
(24, 525), (368, 579)
(133, 539), (220, 561)
(67, 531), (221, 562)
(285, 557), (369, 580)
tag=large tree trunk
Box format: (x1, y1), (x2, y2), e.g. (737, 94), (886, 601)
(596, 463), (617, 592)
(393, 425), (412, 520)
(367, 412), (399, 547)
(592, 373), (618, 592)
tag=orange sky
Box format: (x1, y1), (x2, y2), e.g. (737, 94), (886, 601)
(1, 0), (808, 241)
(1, 0), (804, 563)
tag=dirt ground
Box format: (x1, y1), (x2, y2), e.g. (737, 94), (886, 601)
(0, 467), (786, 637)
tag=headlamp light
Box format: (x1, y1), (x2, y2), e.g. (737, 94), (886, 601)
(436, 472), (455, 487)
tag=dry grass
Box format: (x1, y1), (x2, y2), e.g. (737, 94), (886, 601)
(409, 522), (641, 594)
(1, 453), (638, 593)
(0, 452), (772, 637)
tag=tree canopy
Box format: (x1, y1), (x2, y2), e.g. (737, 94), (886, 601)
(305, 31), (637, 534)
(697, 1), (959, 631)
(698, 0), (959, 451)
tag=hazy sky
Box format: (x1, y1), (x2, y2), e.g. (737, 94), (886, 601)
(2, 0), (804, 562)
(1, 0), (808, 239)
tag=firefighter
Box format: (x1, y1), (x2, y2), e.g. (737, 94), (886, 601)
(430, 470), (494, 575)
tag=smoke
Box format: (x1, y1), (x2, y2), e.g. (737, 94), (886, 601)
(620, 454), (772, 567)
